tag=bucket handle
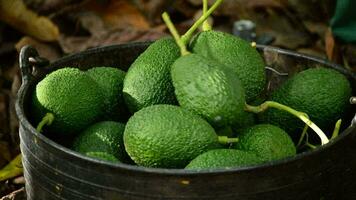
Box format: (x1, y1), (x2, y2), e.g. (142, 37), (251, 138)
(19, 45), (49, 84)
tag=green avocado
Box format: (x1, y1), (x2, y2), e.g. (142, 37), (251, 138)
(72, 121), (130, 163)
(122, 38), (180, 113)
(31, 68), (104, 135)
(190, 30), (266, 102)
(85, 152), (119, 162)
(261, 68), (352, 135)
(233, 124), (296, 162)
(185, 149), (262, 170)
(171, 53), (246, 128)
(123, 104), (220, 168)
(86, 67), (128, 121)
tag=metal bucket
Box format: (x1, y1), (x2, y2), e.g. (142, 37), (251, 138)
(16, 42), (356, 200)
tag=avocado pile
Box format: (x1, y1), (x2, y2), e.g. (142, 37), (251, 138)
(30, 1), (352, 170)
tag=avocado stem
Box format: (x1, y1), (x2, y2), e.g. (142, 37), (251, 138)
(331, 119), (342, 139)
(245, 101), (330, 145)
(181, 0), (224, 45)
(296, 124), (309, 147)
(202, 0), (212, 31)
(305, 142), (317, 149)
(251, 42), (257, 48)
(218, 136), (239, 144)
(36, 113), (55, 133)
(162, 12), (190, 56)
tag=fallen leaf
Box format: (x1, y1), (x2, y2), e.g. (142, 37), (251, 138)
(0, 0), (59, 41)
(9, 73), (21, 146)
(15, 37), (61, 61)
(0, 141), (11, 162)
(325, 28), (335, 61)
(287, 0), (334, 21)
(253, 8), (312, 49)
(246, 0), (285, 9)
(12, 176), (25, 185)
(0, 187), (25, 200)
(303, 21), (328, 39)
(187, 0), (202, 6)
(86, 0), (150, 30)
(24, 0), (79, 13)
(74, 11), (108, 37)
(0, 141), (11, 169)
(0, 93), (9, 137)
(0, 154), (22, 182)
(133, 0), (171, 24)
(59, 27), (166, 53)
(342, 44), (356, 72)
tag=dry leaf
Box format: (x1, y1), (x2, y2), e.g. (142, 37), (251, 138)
(15, 37), (61, 61)
(253, 9), (312, 49)
(0, 187), (26, 200)
(246, 0), (284, 9)
(0, 0), (59, 41)
(0, 141), (11, 162)
(74, 11), (108, 36)
(325, 28), (335, 61)
(9, 73), (21, 146)
(59, 27), (166, 53)
(86, 0), (150, 30)
(0, 93), (9, 138)
(343, 44), (356, 71)
(133, 0), (170, 24)
(0, 154), (23, 182)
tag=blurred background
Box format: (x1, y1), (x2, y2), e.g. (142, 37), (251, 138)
(0, 0), (355, 199)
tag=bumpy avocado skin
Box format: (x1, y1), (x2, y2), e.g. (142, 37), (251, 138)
(261, 68), (352, 135)
(124, 105), (220, 168)
(123, 38), (180, 113)
(31, 68), (104, 135)
(171, 53), (246, 128)
(87, 67), (128, 121)
(233, 124), (296, 162)
(190, 31), (266, 102)
(185, 149), (262, 170)
(85, 152), (120, 162)
(72, 121), (130, 163)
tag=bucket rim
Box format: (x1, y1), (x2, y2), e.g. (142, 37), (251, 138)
(16, 42), (356, 175)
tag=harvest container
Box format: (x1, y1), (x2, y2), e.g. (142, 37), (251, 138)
(16, 42), (356, 200)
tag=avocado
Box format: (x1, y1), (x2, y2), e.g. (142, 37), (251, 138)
(123, 104), (220, 168)
(190, 30), (266, 102)
(171, 53), (246, 128)
(85, 152), (119, 162)
(215, 126), (235, 137)
(31, 68), (104, 135)
(233, 124), (296, 162)
(72, 121), (131, 163)
(261, 68), (352, 135)
(86, 67), (128, 121)
(185, 149), (262, 170)
(216, 112), (256, 138)
(122, 38), (180, 113)
(231, 111), (256, 131)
